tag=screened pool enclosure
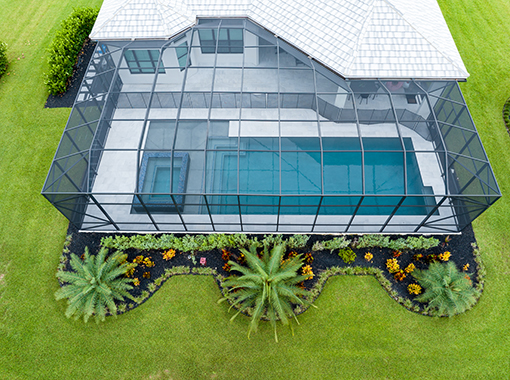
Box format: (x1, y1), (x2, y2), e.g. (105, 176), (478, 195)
(42, 19), (500, 233)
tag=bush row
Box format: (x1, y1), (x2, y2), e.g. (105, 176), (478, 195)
(101, 233), (438, 258)
(45, 7), (98, 95)
(354, 234), (439, 251)
(101, 233), (311, 253)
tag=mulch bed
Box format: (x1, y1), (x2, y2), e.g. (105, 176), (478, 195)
(44, 39), (96, 109)
(62, 223), (480, 314)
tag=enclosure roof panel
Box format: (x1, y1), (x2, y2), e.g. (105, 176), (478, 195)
(90, 0), (468, 79)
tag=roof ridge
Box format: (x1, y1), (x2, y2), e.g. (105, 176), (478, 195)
(381, 0), (468, 77)
(344, 0), (376, 77)
(92, 0), (135, 37)
(155, 0), (174, 36)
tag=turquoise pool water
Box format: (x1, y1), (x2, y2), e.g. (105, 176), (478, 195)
(132, 153), (189, 213)
(208, 137), (434, 215)
(149, 162), (182, 198)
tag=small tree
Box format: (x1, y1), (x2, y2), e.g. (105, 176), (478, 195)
(412, 261), (479, 317)
(55, 247), (135, 323)
(219, 244), (315, 342)
(0, 41), (7, 77)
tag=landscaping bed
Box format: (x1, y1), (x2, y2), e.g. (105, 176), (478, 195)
(59, 224), (482, 317)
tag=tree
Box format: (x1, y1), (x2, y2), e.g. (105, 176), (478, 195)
(412, 261), (479, 317)
(219, 244), (315, 342)
(55, 247), (135, 323)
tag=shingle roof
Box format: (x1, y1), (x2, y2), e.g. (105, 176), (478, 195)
(90, 0), (469, 79)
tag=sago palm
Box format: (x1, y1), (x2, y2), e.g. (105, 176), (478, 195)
(219, 243), (315, 342)
(55, 247), (135, 323)
(412, 261), (479, 317)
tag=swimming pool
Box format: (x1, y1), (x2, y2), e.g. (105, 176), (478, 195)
(207, 137), (435, 215)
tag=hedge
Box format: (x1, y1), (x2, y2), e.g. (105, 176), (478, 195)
(44, 7), (98, 95)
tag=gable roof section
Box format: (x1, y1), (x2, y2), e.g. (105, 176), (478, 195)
(90, 0), (468, 79)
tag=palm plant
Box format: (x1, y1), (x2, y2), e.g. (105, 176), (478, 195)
(412, 261), (479, 317)
(219, 244), (315, 342)
(55, 247), (135, 323)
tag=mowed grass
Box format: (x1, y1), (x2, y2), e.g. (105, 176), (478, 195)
(0, 0), (510, 378)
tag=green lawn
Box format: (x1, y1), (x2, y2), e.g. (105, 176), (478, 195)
(0, 0), (509, 378)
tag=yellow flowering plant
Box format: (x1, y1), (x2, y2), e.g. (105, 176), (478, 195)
(438, 251), (451, 261)
(364, 252), (373, 262)
(405, 263), (415, 273)
(133, 255), (145, 264)
(125, 266), (136, 277)
(386, 258), (400, 273)
(162, 249), (176, 261)
(302, 264), (314, 280)
(143, 257), (155, 267)
(407, 283), (422, 295)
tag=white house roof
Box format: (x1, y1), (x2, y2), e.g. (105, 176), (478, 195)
(90, 0), (469, 79)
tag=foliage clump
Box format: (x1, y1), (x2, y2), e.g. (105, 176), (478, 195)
(45, 7), (98, 94)
(356, 235), (439, 250)
(55, 247), (135, 323)
(0, 41), (7, 77)
(219, 244), (314, 342)
(100, 233), (311, 254)
(312, 237), (351, 252)
(337, 247), (356, 264)
(412, 261), (479, 317)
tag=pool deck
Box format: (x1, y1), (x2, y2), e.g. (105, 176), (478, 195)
(81, 104), (455, 233)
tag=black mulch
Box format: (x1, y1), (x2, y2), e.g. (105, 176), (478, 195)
(61, 223), (480, 315)
(44, 39), (97, 109)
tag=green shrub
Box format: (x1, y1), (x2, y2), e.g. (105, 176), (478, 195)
(229, 233), (255, 249)
(45, 7), (98, 95)
(262, 234), (284, 249)
(286, 234), (310, 249)
(55, 247), (135, 323)
(316, 237), (351, 252)
(356, 235), (390, 248)
(412, 261), (479, 317)
(338, 247), (356, 264)
(0, 41), (7, 77)
(356, 235), (439, 251)
(388, 236), (439, 251)
(219, 244), (314, 342)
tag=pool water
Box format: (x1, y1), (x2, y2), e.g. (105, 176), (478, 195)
(208, 137), (435, 215)
(132, 153), (189, 213)
(149, 163), (181, 198)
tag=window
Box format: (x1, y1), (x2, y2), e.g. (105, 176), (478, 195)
(124, 50), (165, 74)
(175, 42), (190, 71)
(198, 28), (243, 54)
